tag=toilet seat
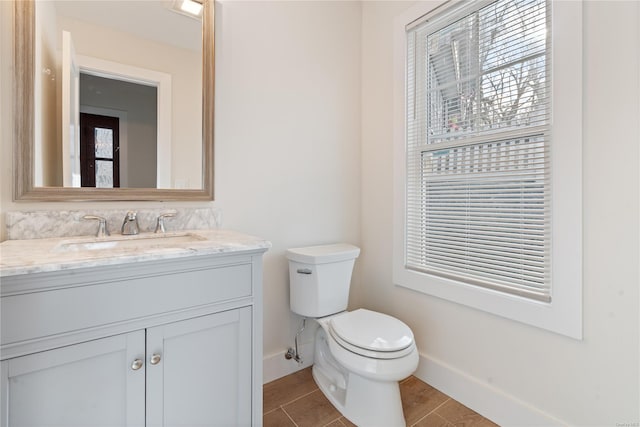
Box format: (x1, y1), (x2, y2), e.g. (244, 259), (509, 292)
(328, 309), (415, 359)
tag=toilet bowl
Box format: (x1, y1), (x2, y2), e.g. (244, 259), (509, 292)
(286, 244), (419, 426)
(312, 309), (419, 426)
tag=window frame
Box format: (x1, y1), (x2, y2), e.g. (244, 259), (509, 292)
(393, 0), (583, 339)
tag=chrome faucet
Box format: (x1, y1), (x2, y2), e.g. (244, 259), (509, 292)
(155, 212), (176, 234)
(121, 211), (140, 235)
(83, 215), (110, 238)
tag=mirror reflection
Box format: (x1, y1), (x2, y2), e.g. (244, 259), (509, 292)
(34, 0), (203, 190)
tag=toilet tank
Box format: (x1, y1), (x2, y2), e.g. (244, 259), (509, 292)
(286, 244), (360, 318)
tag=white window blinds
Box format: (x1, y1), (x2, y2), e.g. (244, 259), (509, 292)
(405, 0), (551, 302)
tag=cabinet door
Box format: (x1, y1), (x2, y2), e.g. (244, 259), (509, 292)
(0, 330), (146, 427)
(146, 307), (253, 427)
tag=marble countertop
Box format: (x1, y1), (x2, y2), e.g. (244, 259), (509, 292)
(0, 229), (271, 277)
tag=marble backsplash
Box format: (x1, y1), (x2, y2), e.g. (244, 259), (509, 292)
(5, 207), (222, 240)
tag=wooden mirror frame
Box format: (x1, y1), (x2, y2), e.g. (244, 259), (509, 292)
(13, 0), (214, 201)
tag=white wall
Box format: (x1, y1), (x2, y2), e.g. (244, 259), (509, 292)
(361, 1), (639, 425)
(214, 0), (362, 380)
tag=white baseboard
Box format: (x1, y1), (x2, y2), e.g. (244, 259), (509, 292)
(263, 346), (314, 384)
(414, 352), (566, 427)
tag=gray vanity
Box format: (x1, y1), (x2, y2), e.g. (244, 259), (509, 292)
(0, 225), (270, 426)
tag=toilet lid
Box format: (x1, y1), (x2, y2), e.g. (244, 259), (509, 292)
(329, 309), (414, 353)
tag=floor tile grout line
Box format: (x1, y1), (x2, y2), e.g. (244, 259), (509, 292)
(279, 406), (300, 427)
(321, 415), (343, 427)
(436, 412), (453, 426)
(263, 386), (320, 414)
(271, 387), (322, 413)
(429, 412), (451, 427)
(263, 407), (279, 417)
(409, 397), (452, 427)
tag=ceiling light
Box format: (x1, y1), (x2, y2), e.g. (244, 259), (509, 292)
(180, 0), (203, 17)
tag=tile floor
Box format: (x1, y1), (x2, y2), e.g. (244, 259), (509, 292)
(263, 367), (499, 427)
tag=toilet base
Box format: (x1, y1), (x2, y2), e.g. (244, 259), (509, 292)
(313, 365), (406, 427)
(312, 323), (409, 427)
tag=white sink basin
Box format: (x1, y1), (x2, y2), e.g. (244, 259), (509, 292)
(54, 233), (206, 252)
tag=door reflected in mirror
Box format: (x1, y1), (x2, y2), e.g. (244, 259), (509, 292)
(34, 0), (203, 190)
(80, 112), (121, 189)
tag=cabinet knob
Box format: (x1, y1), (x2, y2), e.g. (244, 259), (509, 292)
(150, 354), (162, 365)
(131, 359), (143, 371)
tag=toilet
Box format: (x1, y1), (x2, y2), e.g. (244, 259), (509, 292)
(286, 243), (418, 427)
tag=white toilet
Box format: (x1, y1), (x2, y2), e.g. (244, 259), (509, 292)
(286, 243), (418, 427)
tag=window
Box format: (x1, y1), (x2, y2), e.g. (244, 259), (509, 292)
(408, 0), (550, 301)
(393, 0), (583, 338)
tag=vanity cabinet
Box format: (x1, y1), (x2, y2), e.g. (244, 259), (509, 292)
(2, 331), (146, 426)
(146, 308), (252, 426)
(0, 249), (266, 427)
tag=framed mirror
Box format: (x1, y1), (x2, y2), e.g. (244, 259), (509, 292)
(13, 0), (214, 201)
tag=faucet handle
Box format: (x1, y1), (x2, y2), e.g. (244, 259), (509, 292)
(83, 215), (110, 238)
(155, 212), (176, 234)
